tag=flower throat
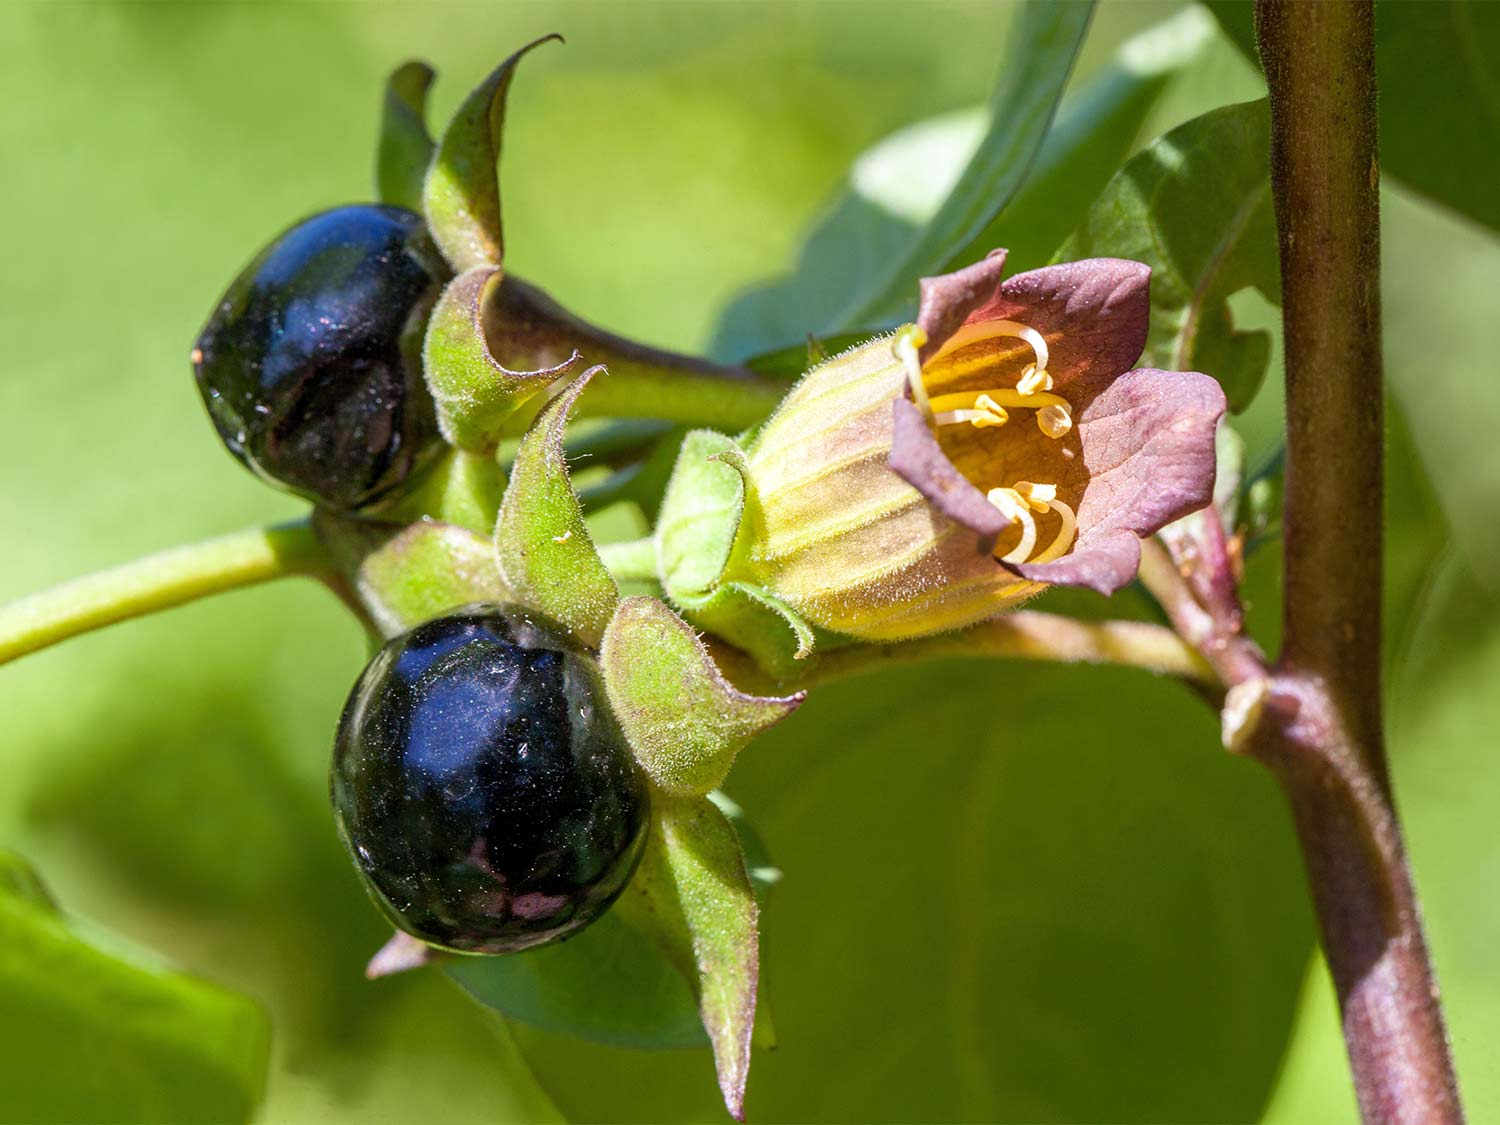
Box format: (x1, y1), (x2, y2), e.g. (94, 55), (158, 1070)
(896, 321), (1078, 566)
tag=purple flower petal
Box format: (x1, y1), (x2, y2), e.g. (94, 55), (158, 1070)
(914, 250), (1009, 365)
(976, 258), (1151, 399)
(1008, 368), (1227, 594)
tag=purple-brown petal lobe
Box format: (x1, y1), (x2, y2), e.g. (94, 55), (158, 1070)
(976, 258), (1152, 398)
(915, 249), (1009, 364)
(1009, 367), (1226, 594)
(889, 395), (1011, 550)
(1009, 529), (1143, 594)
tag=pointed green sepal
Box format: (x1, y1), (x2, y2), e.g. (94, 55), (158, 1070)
(494, 367), (620, 648)
(601, 597), (802, 795)
(613, 795), (760, 1121)
(654, 430), (818, 671)
(681, 581), (817, 675)
(422, 36), (561, 271)
(315, 514), (508, 636)
(375, 60), (436, 211)
(424, 267), (578, 452)
(656, 430), (754, 598)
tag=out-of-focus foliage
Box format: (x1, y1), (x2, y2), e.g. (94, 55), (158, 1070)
(3, 2), (1500, 1123)
(0, 852), (268, 1122)
(713, 6), (1218, 359)
(1056, 99), (1278, 413)
(1206, 0), (1500, 234)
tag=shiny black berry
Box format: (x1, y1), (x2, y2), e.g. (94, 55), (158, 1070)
(331, 605), (649, 954)
(192, 204), (447, 510)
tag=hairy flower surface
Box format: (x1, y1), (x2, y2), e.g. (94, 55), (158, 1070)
(740, 250), (1226, 641)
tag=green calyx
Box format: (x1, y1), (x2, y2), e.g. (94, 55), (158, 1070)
(601, 597), (802, 796)
(653, 429), (819, 675)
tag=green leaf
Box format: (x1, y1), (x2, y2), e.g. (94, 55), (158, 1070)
(711, 6), (1207, 360)
(447, 907), (706, 1049)
(422, 36), (561, 271)
(1056, 99), (1279, 412)
(601, 597), (803, 796)
(831, 1), (1094, 329)
(944, 6), (1215, 277)
(1206, 0), (1500, 233)
(494, 369), (620, 648)
(375, 60), (436, 211)
(423, 267), (577, 452)
(0, 852), (270, 1123)
(617, 795), (760, 1121)
(514, 626), (1317, 1121)
(1383, 187), (1500, 592)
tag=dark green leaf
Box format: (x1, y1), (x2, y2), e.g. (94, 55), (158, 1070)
(375, 60), (436, 211)
(447, 907), (706, 1049)
(510, 623), (1315, 1122)
(446, 796), (778, 1054)
(832, 1), (1094, 328)
(1056, 99), (1279, 412)
(0, 852), (269, 1123)
(711, 7), (1209, 360)
(1206, 0), (1500, 233)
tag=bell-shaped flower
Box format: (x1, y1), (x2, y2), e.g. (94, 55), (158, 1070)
(738, 250), (1226, 641)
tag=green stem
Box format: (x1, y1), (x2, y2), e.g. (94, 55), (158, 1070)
(0, 519), (331, 667)
(597, 536), (660, 584)
(792, 611), (1215, 691)
(490, 277), (788, 434)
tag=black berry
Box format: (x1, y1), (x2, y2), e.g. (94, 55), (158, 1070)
(331, 605), (649, 953)
(192, 204), (447, 510)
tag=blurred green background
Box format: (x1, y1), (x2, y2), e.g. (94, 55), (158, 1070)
(3, 2), (1498, 1122)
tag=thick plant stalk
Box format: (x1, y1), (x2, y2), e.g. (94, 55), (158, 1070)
(1254, 3), (1463, 1121)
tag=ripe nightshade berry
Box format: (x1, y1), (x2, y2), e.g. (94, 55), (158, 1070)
(332, 605), (650, 954)
(192, 204), (448, 510)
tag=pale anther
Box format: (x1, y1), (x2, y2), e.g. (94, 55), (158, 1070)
(1016, 364), (1053, 396)
(1012, 481), (1057, 512)
(1037, 403), (1073, 439)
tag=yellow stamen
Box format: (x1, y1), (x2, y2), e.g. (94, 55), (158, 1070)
(892, 325), (932, 417)
(1029, 498), (1077, 563)
(931, 319), (1050, 373)
(987, 487), (1037, 564)
(927, 388), (1071, 416)
(1037, 403), (1073, 439)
